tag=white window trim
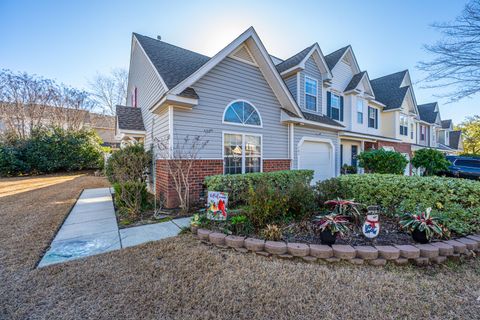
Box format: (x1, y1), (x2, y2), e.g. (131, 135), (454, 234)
(330, 93), (342, 121)
(222, 99), (263, 128)
(222, 131), (263, 174)
(357, 99), (364, 124)
(304, 76), (318, 112)
(368, 106), (377, 129)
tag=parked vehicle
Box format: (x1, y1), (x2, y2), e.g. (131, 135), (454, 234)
(446, 156), (480, 180)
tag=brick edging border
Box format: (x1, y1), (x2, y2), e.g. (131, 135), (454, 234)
(192, 227), (480, 266)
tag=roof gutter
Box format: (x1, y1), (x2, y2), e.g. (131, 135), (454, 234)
(150, 93), (198, 113)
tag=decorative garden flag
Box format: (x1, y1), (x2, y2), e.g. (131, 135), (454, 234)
(362, 214), (380, 238)
(207, 191), (228, 221)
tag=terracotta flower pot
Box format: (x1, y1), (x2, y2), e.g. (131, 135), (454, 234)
(320, 230), (337, 245)
(412, 228), (429, 244)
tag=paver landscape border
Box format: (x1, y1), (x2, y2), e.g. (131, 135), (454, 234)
(193, 227), (480, 266)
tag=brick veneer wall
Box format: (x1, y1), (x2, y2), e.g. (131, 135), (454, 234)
(156, 158), (292, 208)
(263, 159), (291, 172)
(156, 159), (223, 208)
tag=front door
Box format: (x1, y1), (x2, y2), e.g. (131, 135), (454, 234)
(351, 145), (358, 167)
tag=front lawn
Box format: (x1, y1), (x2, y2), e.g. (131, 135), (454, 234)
(1, 172), (479, 319)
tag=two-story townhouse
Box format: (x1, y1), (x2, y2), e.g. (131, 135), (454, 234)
(438, 119), (463, 153)
(415, 102), (442, 150)
(316, 46), (400, 171)
(366, 70), (420, 174)
(118, 27), (345, 208)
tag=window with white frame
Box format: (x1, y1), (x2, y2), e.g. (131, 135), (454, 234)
(223, 100), (262, 126)
(223, 133), (261, 174)
(368, 106), (377, 128)
(330, 93), (341, 120)
(305, 77), (317, 111)
(400, 115), (408, 136)
(410, 123), (414, 139)
(420, 125), (426, 141)
(357, 99), (364, 124)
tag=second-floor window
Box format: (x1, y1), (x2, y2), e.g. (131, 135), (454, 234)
(420, 126), (426, 141)
(368, 106), (378, 129)
(410, 123), (414, 139)
(400, 115), (408, 136)
(305, 77), (317, 111)
(357, 100), (363, 124)
(327, 92), (343, 121)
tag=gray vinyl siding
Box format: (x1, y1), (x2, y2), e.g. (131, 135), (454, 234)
(292, 125), (340, 176)
(126, 41), (168, 152)
(331, 59), (354, 91)
(173, 57), (289, 160)
(283, 74), (297, 100)
(299, 56), (323, 114)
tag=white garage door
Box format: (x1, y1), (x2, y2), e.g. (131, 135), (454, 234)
(298, 140), (334, 183)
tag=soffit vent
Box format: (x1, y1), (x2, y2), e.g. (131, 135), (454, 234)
(230, 45), (257, 66)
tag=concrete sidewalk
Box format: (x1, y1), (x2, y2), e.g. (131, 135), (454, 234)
(38, 188), (190, 267)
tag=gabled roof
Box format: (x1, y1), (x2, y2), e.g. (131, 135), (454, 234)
(133, 33), (210, 89)
(116, 105), (145, 131)
(370, 70), (410, 110)
(275, 45), (315, 73)
(344, 71), (366, 92)
(417, 103), (438, 124)
(168, 27), (303, 117)
(442, 119), (453, 129)
(324, 46), (350, 70)
(449, 130), (462, 149)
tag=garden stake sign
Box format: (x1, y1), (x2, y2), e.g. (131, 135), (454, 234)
(362, 206), (380, 238)
(207, 191), (228, 221)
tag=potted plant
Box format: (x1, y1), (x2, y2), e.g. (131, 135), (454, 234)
(314, 213), (350, 245)
(399, 207), (444, 243)
(324, 199), (363, 226)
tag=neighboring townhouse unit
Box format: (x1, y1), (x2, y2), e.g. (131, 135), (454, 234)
(118, 27), (463, 208)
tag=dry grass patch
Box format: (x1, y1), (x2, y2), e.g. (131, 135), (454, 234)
(0, 173), (479, 319)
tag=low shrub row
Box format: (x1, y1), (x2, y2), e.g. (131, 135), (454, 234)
(315, 174), (480, 235)
(0, 127), (104, 176)
(316, 174), (480, 213)
(204, 170), (314, 206)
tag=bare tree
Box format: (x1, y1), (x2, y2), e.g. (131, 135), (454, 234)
(155, 130), (211, 213)
(51, 85), (95, 131)
(0, 69), (56, 139)
(88, 68), (128, 115)
(418, 0), (480, 101)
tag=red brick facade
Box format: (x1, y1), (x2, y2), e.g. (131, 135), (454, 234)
(263, 159), (291, 172)
(156, 158), (291, 208)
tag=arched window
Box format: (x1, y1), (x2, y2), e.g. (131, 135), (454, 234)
(223, 100), (262, 127)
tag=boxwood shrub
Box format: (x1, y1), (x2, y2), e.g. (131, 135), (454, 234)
(316, 174), (480, 215)
(204, 170), (314, 206)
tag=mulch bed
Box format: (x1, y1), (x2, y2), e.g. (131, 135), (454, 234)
(282, 216), (416, 246)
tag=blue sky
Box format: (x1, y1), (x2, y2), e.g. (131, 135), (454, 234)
(0, 0), (476, 124)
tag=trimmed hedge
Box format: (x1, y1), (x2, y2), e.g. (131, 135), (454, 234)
(0, 127), (103, 176)
(204, 170), (314, 206)
(316, 174), (480, 214)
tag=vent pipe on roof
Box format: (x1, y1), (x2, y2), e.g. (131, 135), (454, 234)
(157, 35), (162, 41)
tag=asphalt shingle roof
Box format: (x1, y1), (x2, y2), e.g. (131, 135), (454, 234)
(275, 44), (315, 73)
(134, 33), (210, 89)
(116, 105), (145, 131)
(417, 103), (438, 124)
(442, 119), (452, 129)
(301, 111), (344, 127)
(324, 46), (350, 70)
(344, 71), (366, 92)
(449, 130), (462, 149)
(178, 87), (199, 99)
(370, 70), (409, 110)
